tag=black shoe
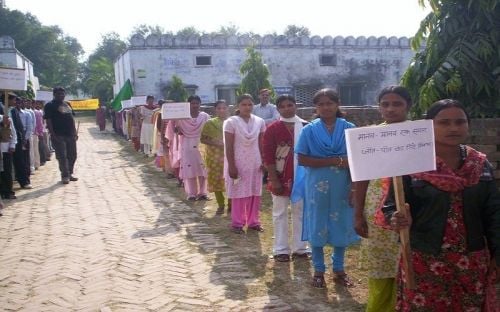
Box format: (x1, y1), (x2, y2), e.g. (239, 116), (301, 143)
(215, 206), (224, 215)
(69, 176), (78, 181)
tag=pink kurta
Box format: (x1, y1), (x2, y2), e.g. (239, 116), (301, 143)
(223, 115), (266, 199)
(172, 112), (209, 179)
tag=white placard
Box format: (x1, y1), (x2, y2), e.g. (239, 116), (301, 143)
(131, 96), (147, 106)
(0, 67), (27, 91)
(121, 99), (133, 109)
(161, 102), (191, 120)
(35, 90), (53, 102)
(346, 119), (436, 182)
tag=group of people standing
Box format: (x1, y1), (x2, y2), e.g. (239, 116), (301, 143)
(108, 85), (498, 311)
(0, 86), (79, 215)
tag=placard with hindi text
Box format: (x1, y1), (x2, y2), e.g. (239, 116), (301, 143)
(345, 120), (436, 181)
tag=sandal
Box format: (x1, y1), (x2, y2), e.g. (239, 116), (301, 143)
(291, 252), (312, 260)
(273, 254), (290, 262)
(231, 227), (244, 234)
(248, 225), (264, 232)
(311, 273), (326, 288)
(196, 195), (210, 201)
(333, 272), (355, 288)
(215, 206), (224, 215)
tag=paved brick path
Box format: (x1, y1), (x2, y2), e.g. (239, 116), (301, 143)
(0, 121), (344, 312)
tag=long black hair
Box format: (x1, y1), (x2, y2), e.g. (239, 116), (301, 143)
(312, 88), (343, 117)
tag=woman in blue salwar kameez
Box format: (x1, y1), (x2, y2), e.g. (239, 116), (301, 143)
(295, 88), (359, 288)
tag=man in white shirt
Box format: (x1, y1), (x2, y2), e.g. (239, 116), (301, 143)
(253, 89), (279, 125)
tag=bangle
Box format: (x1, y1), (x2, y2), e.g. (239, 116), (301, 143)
(338, 157), (343, 167)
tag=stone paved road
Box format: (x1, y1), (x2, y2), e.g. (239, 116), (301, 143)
(0, 121), (344, 312)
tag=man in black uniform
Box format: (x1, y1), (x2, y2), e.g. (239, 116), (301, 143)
(43, 87), (78, 184)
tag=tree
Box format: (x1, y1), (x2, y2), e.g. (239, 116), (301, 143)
(130, 24), (165, 38)
(89, 32), (127, 63)
(163, 75), (188, 102)
(176, 27), (201, 37)
(238, 46), (273, 100)
(81, 33), (127, 103)
(401, 0), (500, 117)
(213, 24), (239, 36)
(0, 8), (83, 92)
(283, 25), (311, 37)
(83, 57), (114, 104)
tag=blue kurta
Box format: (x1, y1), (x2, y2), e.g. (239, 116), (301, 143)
(295, 118), (359, 247)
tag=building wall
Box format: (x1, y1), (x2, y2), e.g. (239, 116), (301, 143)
(114, 34), (415, 105)
(0, 36), (40, 91)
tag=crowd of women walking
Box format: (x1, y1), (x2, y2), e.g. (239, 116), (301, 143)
(104, 86), (499, 311)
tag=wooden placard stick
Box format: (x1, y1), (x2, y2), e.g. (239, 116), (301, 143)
(3, 90), (8, 112)
(393, 176), (416, 289)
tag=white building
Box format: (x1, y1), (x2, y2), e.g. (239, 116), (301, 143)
(114, 33), (415, 105)
(0, 36), (40, 92)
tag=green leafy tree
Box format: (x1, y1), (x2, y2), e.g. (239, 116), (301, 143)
(283, 25), (311, 37)
(89, 32), (127, 63)
(163, 75), (188, 102)
(176, 27), (201, 37)
(0, 8), (83, 92)
(239, 46), (273, 100)
(81, 33), (127, 103)
(401, 0), (500, 117)
(128, 24), (167, 43)
(83, 57), (114, 104)
(213, 24), (240, 36)
(18, 80), (35, 100)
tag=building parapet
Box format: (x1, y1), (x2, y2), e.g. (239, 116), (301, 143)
(129, 34), (412, 49)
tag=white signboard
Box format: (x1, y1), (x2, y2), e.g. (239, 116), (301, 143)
(35, 90), (53, 102)
(131, 96), (147, 106)
(0, 67), (27, 91)
(161, 102), (191, 120)
(346, 119), (436, 182)
(121, 99), (133, 109)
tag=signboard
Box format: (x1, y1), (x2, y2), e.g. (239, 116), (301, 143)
(121, 99), (133, 109)
(345, 120), (436, 182)
(68, 99), (100, 111)
(131, 96), (147, 106)
(161, 102), (191, 120)
(0, 67), (27, 91)
(274, 86), (293, 96)
(35, 90), (53, 102)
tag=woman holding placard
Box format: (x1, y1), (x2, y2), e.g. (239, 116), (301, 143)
(295, 88), (359, 288)
(353, 85), (412, 311)
(389, 99), (499, 311)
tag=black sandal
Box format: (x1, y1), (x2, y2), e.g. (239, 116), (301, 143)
(273, 254), (290, 262)
(231, 227), (244, 234)
(311, 273), (326, 288)
(333, 272), (355, 288)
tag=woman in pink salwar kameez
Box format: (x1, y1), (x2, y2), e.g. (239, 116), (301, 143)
(223, 94), (266, 234)
(166, 95), (209, 200)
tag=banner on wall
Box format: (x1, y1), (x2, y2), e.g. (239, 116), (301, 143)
(68, 98), (100, 111)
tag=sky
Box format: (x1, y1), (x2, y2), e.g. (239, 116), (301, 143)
(7, 0), (431, 57)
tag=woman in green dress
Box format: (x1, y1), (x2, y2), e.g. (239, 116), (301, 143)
(201, 100), (230, 214)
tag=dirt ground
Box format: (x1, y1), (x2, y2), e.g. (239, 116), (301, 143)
(111, 128), (369, 311)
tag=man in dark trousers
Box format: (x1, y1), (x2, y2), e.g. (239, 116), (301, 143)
(43, 87), (78, 184)
(0, 93), (19, 197)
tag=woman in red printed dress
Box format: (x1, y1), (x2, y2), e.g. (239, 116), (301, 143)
(390, 99), (499, 311)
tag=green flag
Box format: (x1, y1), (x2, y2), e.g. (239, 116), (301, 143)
(110, 79), (133, 111)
